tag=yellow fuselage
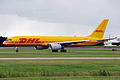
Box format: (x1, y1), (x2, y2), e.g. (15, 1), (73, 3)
(3, 36), (104, 47)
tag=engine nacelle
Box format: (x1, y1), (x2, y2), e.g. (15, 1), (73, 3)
(34, 46), (49, 50)
(49, 43), (62, 50)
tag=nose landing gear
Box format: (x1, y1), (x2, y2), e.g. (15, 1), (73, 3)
(15, 47), (19, 52)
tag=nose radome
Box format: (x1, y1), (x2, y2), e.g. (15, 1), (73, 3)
(3, 41), (7, 45)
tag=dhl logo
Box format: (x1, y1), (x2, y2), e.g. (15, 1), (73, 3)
(19, 38), (41, 43)
(95, 30), (103, 32)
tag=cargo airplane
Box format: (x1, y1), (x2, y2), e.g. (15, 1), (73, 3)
(3, 19), (110, 52)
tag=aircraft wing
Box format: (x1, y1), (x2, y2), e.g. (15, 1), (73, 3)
(104, 37), (117, 41)
(97, 37), (117, 42)
(54, 40), (90, 45)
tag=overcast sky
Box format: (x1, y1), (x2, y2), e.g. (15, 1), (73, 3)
(0, 0), (120, 38)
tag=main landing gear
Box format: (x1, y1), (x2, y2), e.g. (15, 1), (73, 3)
(52, 50), (58, 52)
(60, 49), (67, 52)
(52, 49), (67, 52)
(52, 47), (67, 53)
(60, 46), (67, 52)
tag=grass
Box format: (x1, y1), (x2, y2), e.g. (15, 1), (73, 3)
(0, 48), (120, 57)
(1, 76), (120, 80)
(0, 47), (120, 79)
(0, 60), (120, 78)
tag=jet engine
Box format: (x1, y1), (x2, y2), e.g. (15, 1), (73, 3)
(34, 46), (49, 50)
(49, 43), (62, 50)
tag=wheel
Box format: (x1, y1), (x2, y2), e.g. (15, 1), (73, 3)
(60, 49), (67, 52)
(16, 49), (19, 52)
(52, 50), (58, 52)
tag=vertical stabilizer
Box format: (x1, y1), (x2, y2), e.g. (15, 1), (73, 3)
(89, 19), (109, 38)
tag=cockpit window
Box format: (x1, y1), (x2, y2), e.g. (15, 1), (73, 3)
(6, 39), (12, 41)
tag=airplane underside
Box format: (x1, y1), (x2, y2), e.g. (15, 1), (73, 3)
(11, 42), (104, 53)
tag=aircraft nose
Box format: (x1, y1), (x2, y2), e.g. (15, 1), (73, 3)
(3, 41), (7, 45)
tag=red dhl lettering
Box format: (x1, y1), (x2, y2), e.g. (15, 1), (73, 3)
(27, 38), (35, 43)
(19, 38), (27, 43)
(35, 38), (41, 43)
(95, 30), (103, 32)
(19, 38), (41, 43)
